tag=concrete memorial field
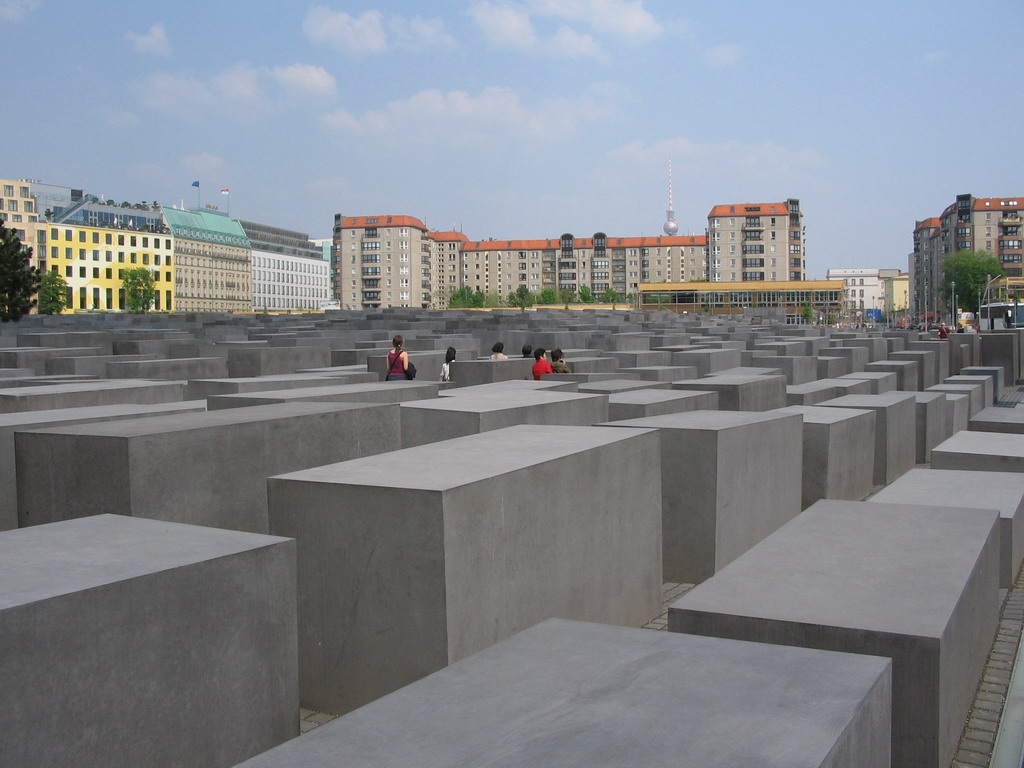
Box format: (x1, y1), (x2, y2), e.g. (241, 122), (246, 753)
(0, 308), (1020, 767)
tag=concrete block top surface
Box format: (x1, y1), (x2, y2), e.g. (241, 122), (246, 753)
(818, 392), (917, 408)
(601, 408), (798, 432)
(774, 405), (875, 425)
(272, 424), (655, 491)
(400, 390), (603, 413)
(0, 379), (182, 396)
(439, 380), (579, 396)
(870, 468), (1024, 519)
(0, 401), (203, 429)
(25, 401), (385, 438)
(608, 389), (716, 405)
(673, 500), (998, 638)
(237, 618), (891, 768)
(0, 514), (291, 610)
(937, 430), (1024, 457)
(972, 407), (1024, 425)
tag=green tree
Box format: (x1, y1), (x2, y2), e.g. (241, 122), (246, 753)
(121, 267), (156, 313)
(801, 302), (813, 322)
(482, 292), (504, 308)
(599, 287), (620, 304)
(537, 287), (558, 305)
(37, 270), (68, 315)
(940, 250), (1003, 313)
(558, 288), (576, 305)
(448, 286), (485, 308)
(0, 222), (41, 321)
(507, 285), (534, 309)
(578, 285), (594, 303)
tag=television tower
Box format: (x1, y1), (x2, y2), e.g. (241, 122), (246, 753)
(663, 158), (679, 236)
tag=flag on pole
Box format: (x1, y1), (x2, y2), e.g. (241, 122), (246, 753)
(220, 188), (230, 194)
(191, 181), (200, 187)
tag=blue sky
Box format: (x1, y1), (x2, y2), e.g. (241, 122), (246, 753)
(4, 0), (1022, 277)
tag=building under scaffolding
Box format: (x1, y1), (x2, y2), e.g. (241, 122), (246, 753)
(638, 280), (844, 323)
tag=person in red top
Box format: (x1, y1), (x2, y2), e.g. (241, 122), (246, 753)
(532, 347), (553, 380)
(938, 323), (950, 339)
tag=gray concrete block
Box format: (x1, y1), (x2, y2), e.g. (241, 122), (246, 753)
(913, 391), (948, 464)
(839, 371), (897, 394)
(746, 355), (818, 384)
(670, 348), (741, 376)
(817, 393), (917, 485)
(816, 377), (873, 395)
(817, 356), (850, 377)
(891, 350), (938, 389)
(871, 468), (1024, 588)
(44, 353), (158, 377)
(105, 356), (229, 380)
(235, 618), (891, 768)
(669, 499), (1001, 768)
(932, 430), (1024, 473)
(0, 402), (206, 532)
(926, 383), (985, 417)
(786, 381), (839, 406)
(961, 366), (1005, 401)
(438, 379), (580, 396)
(775, 405), (876, 508)
(399, 391), (608, 448)
(618, 365), (698, 382)
(446, 357), (535, 387)
(0, 514), (297, 768)
(969, 406), (1024, 435)
(821, 345), (868, 372)
(185, 374), (358, 401)
(944, 393), (970, 435)
(0, 346), (105, 375)
(838, 336), (887, 362)
(865, 359), (920, 392)
(607, 388), (719, 420)
(601, 410), (802, 582)
(17, 402), (400, 533)
(0, 379), (185, 413)
(226, 346), (332, 377)
(577, 379), (671, 395)
(207, 381), (442, 410)
(944, 374), (995, 406)
(267, 424), (662, 714)
(673, 374), (786, 411)
(909, 340), (952, 379)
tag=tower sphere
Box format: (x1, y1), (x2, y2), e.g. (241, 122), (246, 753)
(663, 219), (679, 236)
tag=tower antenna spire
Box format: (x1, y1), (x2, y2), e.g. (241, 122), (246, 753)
(663, 158), (678, 236)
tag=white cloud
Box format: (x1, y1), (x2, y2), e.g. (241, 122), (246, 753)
(271, 64), (336, 97)
(323, 84), (618, 147)
(703, 43), (743, 67)
(0, 0), (39, 22)
(468, 0), (662, 57)
(302, 7), (452, 56)
(138, 62), (336, 116)
(125, 23), (172, 56)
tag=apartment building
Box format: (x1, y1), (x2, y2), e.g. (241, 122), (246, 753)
(164, 208), (252, 312)
(910, 194), (1023, 316)
(826, 267), (888, 323)
(240, 220), (329, 311)
(45, 224), (175, 312)
(0, 179), (43, 267)
(332, 214), (433, 310)
(707, 199), (805, 282)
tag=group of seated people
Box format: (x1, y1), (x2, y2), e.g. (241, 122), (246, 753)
(488, 341), (570, 379)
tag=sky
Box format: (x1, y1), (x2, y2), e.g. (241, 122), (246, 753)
(4, 0), (1022, 278)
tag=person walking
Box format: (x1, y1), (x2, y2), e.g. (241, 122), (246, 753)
(386, 335), (409, 381)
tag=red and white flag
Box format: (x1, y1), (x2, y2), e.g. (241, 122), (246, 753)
(220, 188), (230, 194)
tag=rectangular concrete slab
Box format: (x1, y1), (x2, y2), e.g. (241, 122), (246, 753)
(236, 618), (891, 768)
(0, 514), (297, 768)
(0, 401), (206, 531)
(206, 381), (442, 410)
(932, 430), (1024, 474)
(774, 405), (876, 508)
(600, 410), (802, 582)
(870, 468), (1024, 588)
(969, 407), (1024, 435)
(672, 374), (787, 411)
(607, 388), (719, 420)
(17, 402), (400, 533)
(668, 499), (1000, 768)
(817, 392), (917, 485)
(267, 424), (662, 715)
(0, 379), (185, 413)
(399, 390), (608, 448)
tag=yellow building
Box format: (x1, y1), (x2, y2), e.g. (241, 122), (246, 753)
(638, 280), (843, 322)
(45, 224), (175, 312)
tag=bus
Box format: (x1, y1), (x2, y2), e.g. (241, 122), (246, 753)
(979, 302), (1024, 330)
